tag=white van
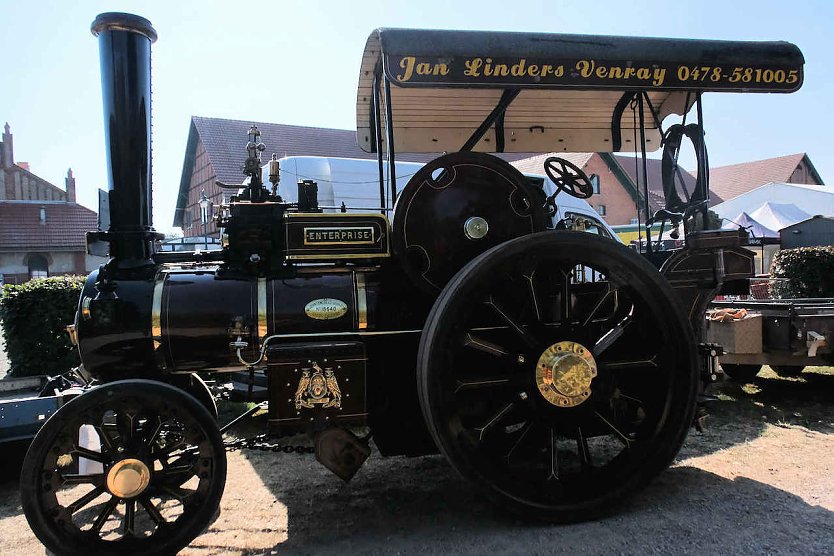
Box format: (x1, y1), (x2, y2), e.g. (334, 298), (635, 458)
(265, 156), (619, 241)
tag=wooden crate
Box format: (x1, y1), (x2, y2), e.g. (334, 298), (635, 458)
(706, 314), (763, 354)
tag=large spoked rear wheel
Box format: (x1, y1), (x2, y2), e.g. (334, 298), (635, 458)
(418, 231), (698, 522)
(20, 379), (226, 555)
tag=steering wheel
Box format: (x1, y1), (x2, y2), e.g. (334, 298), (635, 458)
(543, 156), (594, 199)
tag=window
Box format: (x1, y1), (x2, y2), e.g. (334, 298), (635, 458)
(590, 173), (600, 194)
(28, 254), (48, 279)
(597, 205), (607, 216)
(630, 218), (639, 225)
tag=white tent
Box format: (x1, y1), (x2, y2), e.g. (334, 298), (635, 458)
(721, 211), (778, 239)
(712, 182), (834, 227)
(749, 202), (811, 231)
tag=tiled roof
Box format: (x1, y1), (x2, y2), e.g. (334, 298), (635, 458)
(0, 201), (97, 251)
(175, 116), (534, 226)
(613, 154), (723, 208)
(510, 152), (697, 214)
(191, 116), (437, 187)
(707, 153), (819, 201)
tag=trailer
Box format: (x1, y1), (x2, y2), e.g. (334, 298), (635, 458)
(709, 297), (834, 380)
(0, 375), (82, 444)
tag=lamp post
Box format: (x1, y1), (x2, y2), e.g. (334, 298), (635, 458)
(199, 190), (210, 250)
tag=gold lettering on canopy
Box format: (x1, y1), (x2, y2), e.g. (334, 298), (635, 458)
(387, 54), (800, 91)
(397, 56), (449, 82)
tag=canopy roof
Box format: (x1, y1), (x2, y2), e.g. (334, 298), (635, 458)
(356, 28), (804, 154)
(749, 202), (811, 231)
(722, 211), (778, 239)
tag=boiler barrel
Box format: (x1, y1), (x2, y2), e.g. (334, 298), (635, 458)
(154, 270), (365, 373)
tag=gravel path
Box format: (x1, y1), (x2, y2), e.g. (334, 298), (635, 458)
(1, 368), (832, 555)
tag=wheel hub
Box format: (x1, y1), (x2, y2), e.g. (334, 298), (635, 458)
(106, 458), (151, 498)
(535, 340), (597, 407)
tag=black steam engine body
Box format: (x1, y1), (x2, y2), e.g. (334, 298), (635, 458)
(19, 12), (804, 555)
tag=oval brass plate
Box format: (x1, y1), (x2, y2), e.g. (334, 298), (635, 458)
(305, 298), (348, 320)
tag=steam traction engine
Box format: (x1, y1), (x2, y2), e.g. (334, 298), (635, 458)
(19, 12), (803, 555)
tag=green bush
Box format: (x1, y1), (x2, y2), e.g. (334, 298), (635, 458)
(0, 276), (85, 377)
(769, 246), (834, 299)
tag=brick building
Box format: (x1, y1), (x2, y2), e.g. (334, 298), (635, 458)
(708, 153), (823, 201)
(174, 116), (650, 233)
(0, 123), (105, 284)
(173, 117), (449, 237)
(174, 116), (811, 233)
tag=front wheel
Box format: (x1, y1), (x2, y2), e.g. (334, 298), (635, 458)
(418, 231), (699, 522)
(20, 379), (226, 555)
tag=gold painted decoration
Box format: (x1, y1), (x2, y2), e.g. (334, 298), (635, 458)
(304, 298), (348, 320)
(294, 363), (343, 409)
(535, 340), (598, 408)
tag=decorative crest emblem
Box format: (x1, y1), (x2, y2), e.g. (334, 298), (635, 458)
(294, 362), (343, 409)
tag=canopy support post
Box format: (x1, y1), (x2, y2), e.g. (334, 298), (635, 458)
(611, 92), (633, 151)
(637, 93), (652, 254)
(372, 69), (386, 213)
(460, 88), (520, 152)
(383, 74), (398, 204)
(695, 92), (709, 225)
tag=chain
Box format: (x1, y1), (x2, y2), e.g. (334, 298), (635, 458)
(224, 432), (315, 455)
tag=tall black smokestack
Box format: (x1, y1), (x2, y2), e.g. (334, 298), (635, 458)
(91, 13), (158, 266)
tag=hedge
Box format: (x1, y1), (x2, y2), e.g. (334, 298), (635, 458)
(769, 246), (834, 299)
(0, 276), (85, 377)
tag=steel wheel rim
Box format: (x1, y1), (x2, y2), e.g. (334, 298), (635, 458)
(420, 232), (697, 513)
(30, 387), (222, 550)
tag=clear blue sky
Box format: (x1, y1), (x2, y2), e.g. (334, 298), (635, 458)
(1, 0), (831, 233)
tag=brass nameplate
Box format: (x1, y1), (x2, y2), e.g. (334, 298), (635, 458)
(303, 226), (375, 246)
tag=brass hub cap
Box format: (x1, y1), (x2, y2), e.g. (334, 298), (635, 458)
(535, 340), (598, 407)
(106, 458), (151, 499)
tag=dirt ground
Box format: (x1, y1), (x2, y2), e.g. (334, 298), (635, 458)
(1, 367), (832, 555)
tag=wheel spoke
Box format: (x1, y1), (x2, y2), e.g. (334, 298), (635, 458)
(548, 428), (559, 481)
(484, 295), (539, 350)
(455, 377), (510, 393)
(67, 485), (105, 513)
(156, 463), (197, 488)
(116, 412), (136, 444)
(139, 496), (166, 526)
(60, 473), (104, 486)
(462, 332), (510, 358)
(155, 485), (195, 502)
(123, 499), (136, 536)
(72, 445), (109, 464)
(618, 392), (646, 406)
(594, 411), (632, 448)
(523, 271), (542, 322)
(505, 421), (534, 463)
(582, 283), (613, 326)
(150, 439), (187, 461)
(559, 268), (573, 323)
(592, 309), (633, 358)
(93, 424), (116, 455)
(90, 497), (118, 534)
(474, 402), (516, 442)
(602, 355), (658, 371)
(142, 416), (164, 453)
(576, 426), (592, 469)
